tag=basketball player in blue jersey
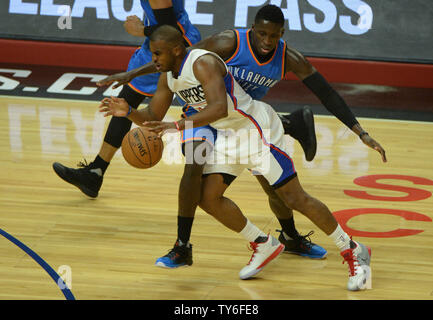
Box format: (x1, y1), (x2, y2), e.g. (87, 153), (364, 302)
(100, 25), (374, 290)
(51, 0), (200, 195)
(97, 5), (386, 268)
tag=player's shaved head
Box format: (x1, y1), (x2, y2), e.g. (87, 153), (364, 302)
(255, 4), (285, 26)
(149, 25), (188, 73)
(149, 25), (184, 48)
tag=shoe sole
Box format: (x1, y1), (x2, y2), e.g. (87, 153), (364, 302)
(363, 246), (372, 289)
(52, 162), (98, 198)
(155, 261), (192, 269)
(239, 243), (285, 280)
(283, 250), (327, 259)
(302, 107), (317, 161)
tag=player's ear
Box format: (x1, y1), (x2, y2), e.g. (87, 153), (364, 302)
(173, 44), (182, 57)
(281, 28), (285, 38)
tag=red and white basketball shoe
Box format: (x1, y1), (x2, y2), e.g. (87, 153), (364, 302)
(341, 240), (372, 291)
(239, 235), (285, 280)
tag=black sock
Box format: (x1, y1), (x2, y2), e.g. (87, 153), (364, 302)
(278, 217), (299, 239)
(92, 155), (109, 174)
(177, 216), (194, 245)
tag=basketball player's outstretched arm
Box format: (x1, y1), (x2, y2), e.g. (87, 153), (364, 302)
(144, 54), (228, 134)
(98, 73), (173, 125)
(284, 46), (387, 162)
(191, 30), (238, 61)
(96, 64), (159, 89)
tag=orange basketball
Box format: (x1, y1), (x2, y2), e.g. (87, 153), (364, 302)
(121, 127), (163, 169)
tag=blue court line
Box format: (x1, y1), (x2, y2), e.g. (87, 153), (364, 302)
(0, 228), (75, 300)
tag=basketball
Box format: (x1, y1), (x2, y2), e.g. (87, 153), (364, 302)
(121, 127), (164, 169)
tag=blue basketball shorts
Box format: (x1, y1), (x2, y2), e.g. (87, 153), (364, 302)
(179, 105), (218, 153)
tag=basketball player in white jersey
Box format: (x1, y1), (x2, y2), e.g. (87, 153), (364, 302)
(100, 25), (372, 290)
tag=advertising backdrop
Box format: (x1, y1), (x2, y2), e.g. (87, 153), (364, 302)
(1, 0), (432, 64)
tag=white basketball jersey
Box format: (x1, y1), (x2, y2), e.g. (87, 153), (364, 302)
(167, 49), (256, 131)
(168, 49), (290, 181)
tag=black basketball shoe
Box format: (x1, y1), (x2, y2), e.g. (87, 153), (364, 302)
(155, 240), (193, 268)
(52, 160), (103, 198)
(278, 106), (317, 161)
(276, 229), (327, 259)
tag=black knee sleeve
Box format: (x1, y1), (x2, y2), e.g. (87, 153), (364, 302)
(103, 116), (134, 148)
(103, 85), (148, 148)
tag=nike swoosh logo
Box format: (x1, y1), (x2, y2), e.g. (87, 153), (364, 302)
(90, 168), (102, 176)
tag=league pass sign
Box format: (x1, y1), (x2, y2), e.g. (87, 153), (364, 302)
(1, 0), (432, 63)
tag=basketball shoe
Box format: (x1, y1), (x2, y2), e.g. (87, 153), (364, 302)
(52, 160), (103, 198)
(155, 240), (193, 268)
(276, 229), (327, 259)
(278, 106), (317, 161)
(239, 235), (285, 280)
(341, 240), (372, 291)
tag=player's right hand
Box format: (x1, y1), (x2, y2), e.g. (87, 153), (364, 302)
(98, 97), (129, 117)
(142, 121), (177, 137)
(97, 72), (133, 88)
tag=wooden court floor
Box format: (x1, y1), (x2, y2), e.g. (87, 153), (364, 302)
(1, 95), (432, 300)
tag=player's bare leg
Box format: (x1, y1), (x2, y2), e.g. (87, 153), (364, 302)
(274, 175), (372, 290)
(97, 142), (118, 163)
(199, 173), (284, 280)
(255, 175), (327, 259)
(155, 140), (208, 268)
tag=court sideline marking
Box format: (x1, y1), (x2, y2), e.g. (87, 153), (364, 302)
(0, 228), (75, 300)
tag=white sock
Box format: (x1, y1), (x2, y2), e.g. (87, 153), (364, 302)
(239, 219), (266, 243)
(89, 168), (103, 177)
(177, 239), (190, 247)
(329, 224), (351, 251)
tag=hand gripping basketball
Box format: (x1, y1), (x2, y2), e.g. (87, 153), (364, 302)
(121, 127), (164, 169)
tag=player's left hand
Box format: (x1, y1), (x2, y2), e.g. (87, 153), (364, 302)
(124, 15), (144, 37)
(360, 134), (387, 162)
(142, 121), (177, 136)
(97, 71), (133, 88)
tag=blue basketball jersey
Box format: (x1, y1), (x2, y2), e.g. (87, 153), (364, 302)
(127, 0), (201, 96)
(140, 0), (200, 47)
(225, 29), (286, 100)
